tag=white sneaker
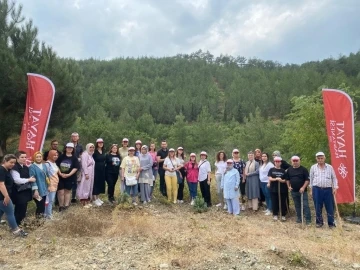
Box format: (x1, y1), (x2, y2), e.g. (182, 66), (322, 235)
(273, 215), (278, 221)
(93, 200), (102, 207)
(216, 203), (222, 207)
(265, 210), (271, 216)
(0, 219), (6, 224)
(143, 201), (147, 205)
(97, 198), (104, 205)
(179, 200), (184, 204)
(262, 209), (268, 213)
(281, 216), (286, 221)
(190, 200), (195, 206)
(223, 204), (228, 210)
(241, 205), (245, 211)
(133, 202), (138, 206)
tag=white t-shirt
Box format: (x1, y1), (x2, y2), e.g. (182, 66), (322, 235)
(214, 161), (227, 175)
(198, 159), (211, 181)
(164, 157), (179, 176)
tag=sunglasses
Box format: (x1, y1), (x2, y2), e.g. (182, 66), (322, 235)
(292, 160), (299, 162)
(227, 162), (233, 165)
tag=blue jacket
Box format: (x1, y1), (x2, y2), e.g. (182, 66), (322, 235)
(221, 168), (240, 199)
(29, 163), (49, 197)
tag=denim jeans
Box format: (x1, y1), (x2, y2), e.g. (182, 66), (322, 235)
(291, 191), (311, 223)
(260, 182), (272, 211)
(125, 184), (138, 202)
(0, 199), (18, 230)
(187, 182), (198, 199)
(45, 191), (57, 218)
(312, 186), (335, 226)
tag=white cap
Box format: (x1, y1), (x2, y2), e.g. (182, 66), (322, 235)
(135, 140), (142, 144)
(66, 142), (74, 148)
(96, 138), (103, 143)
(200, 151), (207, 156)
(190, 153), (196, 157)
(128, 147), (135, 151)
(316, 152), (325, 157)
(232, 149), (239, 153)
(122, 138), (129, 142)
(291, 155), (300, 160)
(226, 159), (234, 163)
(169, 148), (175, 152)
(177, 146), (184, 150)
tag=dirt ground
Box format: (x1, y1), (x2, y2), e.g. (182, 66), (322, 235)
(1, 191), (360, 270)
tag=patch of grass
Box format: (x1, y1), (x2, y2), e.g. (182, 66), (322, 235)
(193, 196), (208, 213)
(288, 250), (311, 267)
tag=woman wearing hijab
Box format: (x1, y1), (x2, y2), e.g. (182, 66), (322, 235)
(29, 151), (49, 218)
(221, 159), (241, 216)
(244, 151), (260, 211)
(92, 138), (106, 206)
(77, 143), (95, 208)
(44, 150), (60, 219)
(138, 145), (153, 204)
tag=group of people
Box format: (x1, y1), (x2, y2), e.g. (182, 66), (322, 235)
(0, 132), (339, 237)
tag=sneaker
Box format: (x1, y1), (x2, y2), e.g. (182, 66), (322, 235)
(190, 200), (195, 206)
(109, 198), (115, 204)
(13, 229), (28, 237)
(216, 203), (222, 207)
(143, 201), (147, 205)
(179, 200), (184, 204)
(132, 202), (138, 206)
(173, 201), (177, 204)
(262, 209), (268, 213)
(147, 199), (151, 203)
(93, 200), (102, 207)
(0, 219), (6, 225)
(265, 210), (271, 216)
(223, 204), (228, 210)
(96, 198), (104, 205)
(241, 205), (245, 211)
(281, 216), (286, 221)
(71, 199), (77, 203)
(273, 216), (278, 221)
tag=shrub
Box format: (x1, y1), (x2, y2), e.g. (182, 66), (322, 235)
(193, 196), (208, 213)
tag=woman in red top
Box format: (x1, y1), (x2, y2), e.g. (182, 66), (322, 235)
(183, 153), (199, 205)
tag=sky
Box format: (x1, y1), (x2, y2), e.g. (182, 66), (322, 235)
(17, 0), (360, 64)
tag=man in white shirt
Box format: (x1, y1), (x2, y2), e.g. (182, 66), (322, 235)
(309, 152), (338, 228)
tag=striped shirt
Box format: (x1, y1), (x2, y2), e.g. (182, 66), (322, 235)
(309, 163), (338, 189)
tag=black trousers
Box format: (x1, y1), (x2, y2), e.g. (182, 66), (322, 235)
(34, 196), (46, 217)
(239, 179), (246, 203)
(271, 192), (288, 216)
(259, 181), (265, 203)
(199, 179), (212, 206)
(14, 203), (28, 225)
(71, 178), (78, 200)
(177, 169), (186, 200)
(158, 167), (167, 196)
(106, 172), (118, 199)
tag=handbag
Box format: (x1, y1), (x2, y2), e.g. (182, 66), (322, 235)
(176, 171), (183, 184)
(126, 176), (137, 186)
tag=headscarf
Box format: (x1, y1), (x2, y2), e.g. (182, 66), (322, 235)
(33, 151), (43, 164)
(86, 143), (95, 153)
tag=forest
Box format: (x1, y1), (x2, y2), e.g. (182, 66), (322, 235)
(1, 0), (360, 179)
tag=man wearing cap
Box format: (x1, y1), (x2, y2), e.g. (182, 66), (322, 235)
(285, 156), (311, 224)
(157, 140), (169, 196)
(310, 152), (338, 228)
(221, 159), (241, 216)
(118, 138), (129, 193)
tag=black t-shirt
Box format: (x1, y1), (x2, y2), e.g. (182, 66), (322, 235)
(156, 149), (169, 168)
(268, 167), (287, 193)
(285, 166), (309, 192)
(105, 153), (121, 175)
(0, 166), (14, 200)
(56, 154), (80, 182)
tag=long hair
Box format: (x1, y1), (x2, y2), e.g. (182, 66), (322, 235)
(216, 151), (227, 162)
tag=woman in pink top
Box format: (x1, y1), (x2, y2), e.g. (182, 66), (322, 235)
(77, 143), (95, 208)
(148, 143), (158, 197)
(183, 153), (199, 205)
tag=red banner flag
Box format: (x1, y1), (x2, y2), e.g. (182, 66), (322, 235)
(19, 73), (55, 166)
(322, 89), (355, 203)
